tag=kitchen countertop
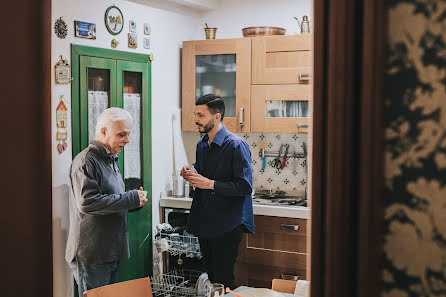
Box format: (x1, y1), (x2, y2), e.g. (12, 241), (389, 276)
(159, 197), (310, 219)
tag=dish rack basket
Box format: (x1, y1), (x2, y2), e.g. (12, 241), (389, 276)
(155, 215), (202, 258)
(151, 269), (208, 297)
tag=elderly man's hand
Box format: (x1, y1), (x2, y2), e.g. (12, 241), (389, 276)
(137, 187), (148, 207)
(186, 172), (214, 190)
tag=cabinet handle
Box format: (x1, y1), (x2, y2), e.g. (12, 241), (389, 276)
(281, 273), (300, 280)
(298, 123), (309, 128)
(239, 107), (244, 127)
(280, 224), (300, 231)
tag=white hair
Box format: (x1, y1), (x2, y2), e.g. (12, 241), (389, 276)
(95, 107), (133, 138)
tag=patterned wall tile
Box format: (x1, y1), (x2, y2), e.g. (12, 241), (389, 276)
(236, 133), (308, 196)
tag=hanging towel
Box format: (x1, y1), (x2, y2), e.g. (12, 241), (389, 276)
(171, 108), (188, 175)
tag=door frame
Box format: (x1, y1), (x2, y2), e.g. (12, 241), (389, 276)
(310, 0), (386, 297)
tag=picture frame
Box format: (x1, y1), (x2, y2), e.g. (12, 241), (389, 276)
(54, 55), (72, 84)
(144, 23), (151, 35)
(105, 5), (124, 35)
(128, 33), (138, 48)
(129, 20), (136, 32)
(74, 21), (96, 39)
(143, 37), (150, 49)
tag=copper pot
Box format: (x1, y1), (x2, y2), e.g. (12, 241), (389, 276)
(242, 26), (286, 37)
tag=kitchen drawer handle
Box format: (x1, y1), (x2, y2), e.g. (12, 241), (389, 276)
(280, 224), (300, 231)
(239, 107), (244, 127)
(298, 123), (309, 128)
(281, 273), (300, 280)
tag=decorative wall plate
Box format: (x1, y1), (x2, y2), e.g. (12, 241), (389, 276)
(105, 5), (124, 35)
(54, 17), (67, 39)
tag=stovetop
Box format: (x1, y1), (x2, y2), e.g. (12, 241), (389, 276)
(253, 190), (307, 207)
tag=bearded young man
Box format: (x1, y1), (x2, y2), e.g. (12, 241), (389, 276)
(180, 94), (255, 289)
(66, 107), (148, 297)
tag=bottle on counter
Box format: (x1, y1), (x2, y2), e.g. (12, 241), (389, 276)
(184, 181), (190, 198)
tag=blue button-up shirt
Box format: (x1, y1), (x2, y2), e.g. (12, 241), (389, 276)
(187, 125), (255, 239)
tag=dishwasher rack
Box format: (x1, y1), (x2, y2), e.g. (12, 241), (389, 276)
(151, 269), (209, 297)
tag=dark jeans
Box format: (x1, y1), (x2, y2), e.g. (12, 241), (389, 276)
(199, 226), (243, 290)
(69, 258), (120, 297)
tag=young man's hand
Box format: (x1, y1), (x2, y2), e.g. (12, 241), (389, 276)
(186, 172), (214, 190)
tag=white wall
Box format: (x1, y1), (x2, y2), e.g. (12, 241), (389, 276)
(51, 1), (199, 296)
(193, 0), (313, 40)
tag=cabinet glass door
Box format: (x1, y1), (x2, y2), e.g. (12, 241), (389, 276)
(116, 60), (152, 281)
(182, 38), (251, 132)
(79, 56), (116, 149)
(196, 54), (236, 118)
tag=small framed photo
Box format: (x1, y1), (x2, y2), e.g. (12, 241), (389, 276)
(128, 33), (137, 48)
(74, 21), (96, 39)
(129, 20), (136, 32)
(143, 37), (150, 49)
(144, 23), (151, 35)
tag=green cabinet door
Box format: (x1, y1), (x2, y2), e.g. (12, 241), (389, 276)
(72, 45), (153, 286)
(116, 60), (152, 281)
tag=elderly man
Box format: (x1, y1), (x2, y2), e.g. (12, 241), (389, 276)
(66, 107), (148, 297)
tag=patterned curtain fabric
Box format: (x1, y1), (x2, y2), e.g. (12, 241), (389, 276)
(124, 93), (141, 179)
(88, 91), (109, 142)
(383, 1), (446, 296)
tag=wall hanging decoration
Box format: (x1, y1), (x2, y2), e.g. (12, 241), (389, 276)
(128, 33), (137, 48)
(56, 95), (68, 154)
(54, 55), (72, 84)
(111, 38), (120, 48)
(129, 20), (136, 32)
(105, 5), (124, 35)
(143, 37), (150, 49)
(144, 23), (151, 35)
(149, 53), (154, 62)
(74, 21), (96, 39)
(54, 17), (68, 39)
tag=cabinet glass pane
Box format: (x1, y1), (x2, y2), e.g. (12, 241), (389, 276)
(123, 71), (142, 191)
(196, 54), (236, 117)
(266, 100), (308, 118)
(88, 68), (110, 141)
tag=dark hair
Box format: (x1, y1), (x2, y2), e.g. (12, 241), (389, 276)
(195, 94), (225, 121)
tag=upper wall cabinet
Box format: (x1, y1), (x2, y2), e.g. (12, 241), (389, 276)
(182, 38), (251, 132)
(252, 35), (312, 85)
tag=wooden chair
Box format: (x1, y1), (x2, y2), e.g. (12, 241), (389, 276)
(272, 278), (310, 296)
(272, 279), (297, 294)
(83, 277), (152, 297)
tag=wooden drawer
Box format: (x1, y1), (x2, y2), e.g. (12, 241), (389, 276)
(235, 216), (309, 287)
(252, 35), (312, 84)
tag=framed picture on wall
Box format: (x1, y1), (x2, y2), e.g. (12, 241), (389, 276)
(143, 37), (150, 49)
(74, 21), (96, 39)
(129, 20), (136, 32)
(144, 23), (151, 35)
(128, 33), (137, 48)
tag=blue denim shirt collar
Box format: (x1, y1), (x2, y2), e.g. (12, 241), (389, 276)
(202, 124), (228, 147)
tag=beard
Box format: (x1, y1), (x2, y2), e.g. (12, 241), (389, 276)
(196, 118), (215, 134)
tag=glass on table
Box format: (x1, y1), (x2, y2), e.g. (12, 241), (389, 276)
(208, 283), (225, 297)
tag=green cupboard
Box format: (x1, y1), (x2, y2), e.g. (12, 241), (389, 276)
(71, 44), (152, 282)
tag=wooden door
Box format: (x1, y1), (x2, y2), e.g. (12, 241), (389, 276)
(116, 60), (153, 281)
(182, 38), (251, 132)
(252, 35), (312, 85)
(251, 84), (310, 133)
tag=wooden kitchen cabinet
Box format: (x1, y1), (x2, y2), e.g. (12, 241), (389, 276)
(181, 38), (251, 132)
(181, 35), (312, 133)
(235, 215), (309, 288)
(252, 35), (312, 85)
(251, 84), (310, 134)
